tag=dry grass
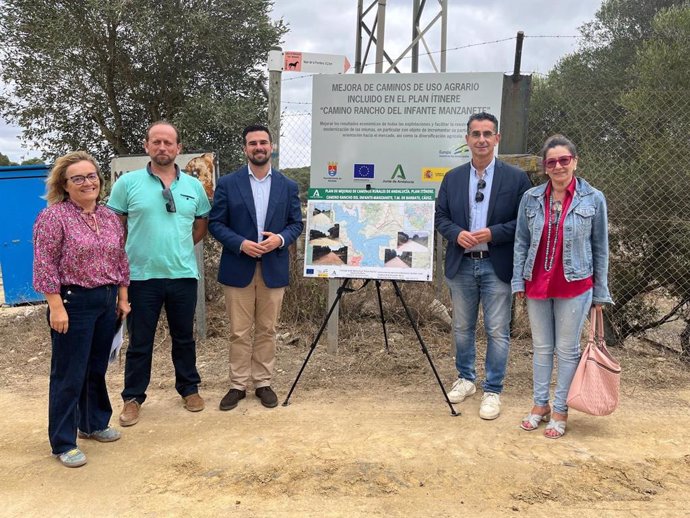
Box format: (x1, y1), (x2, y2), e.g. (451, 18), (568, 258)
(3, 239), (687, 393)
(2, 291), (687, 399)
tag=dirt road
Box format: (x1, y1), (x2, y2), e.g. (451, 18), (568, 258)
(2, 373), (689, 517)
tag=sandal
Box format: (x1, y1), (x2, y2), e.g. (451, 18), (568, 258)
(520, 412), (551, 431)
(544, 419), (567, 439)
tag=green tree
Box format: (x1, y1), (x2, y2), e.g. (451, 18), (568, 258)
(0, 0), (286, 171)
(528, 0), (683, 152)
(619, 4), (690, 357)
(282, 166), (310, 203)
(0, 152), (12, 166)
(528, 0), (690, 348)
(20, 157), (45, 165)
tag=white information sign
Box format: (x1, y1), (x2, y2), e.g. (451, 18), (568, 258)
(268, 50), (351, 74)
(310, 72), (503, 192)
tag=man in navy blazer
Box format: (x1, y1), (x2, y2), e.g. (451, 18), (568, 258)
(209, 124), (303, 411)
(435, 112), (531, 420)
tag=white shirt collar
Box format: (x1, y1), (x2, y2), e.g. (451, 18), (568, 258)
(248, 164), (272, 181)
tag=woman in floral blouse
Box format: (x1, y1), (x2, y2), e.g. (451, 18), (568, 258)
(33, 151), (130, 468)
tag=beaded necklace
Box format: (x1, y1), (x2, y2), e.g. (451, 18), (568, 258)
(544, 194), (563, 272)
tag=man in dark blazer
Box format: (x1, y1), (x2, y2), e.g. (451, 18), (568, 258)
(435, 112), (531, 420)
(209, 124), (303, 411)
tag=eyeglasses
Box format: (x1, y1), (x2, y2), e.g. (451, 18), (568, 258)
(67, 173), (99, 185)
(468, 130), (496, 139)
(475, 178), (486, 203)
(162, 187), (176, 213)
(544, 155), (574, 170)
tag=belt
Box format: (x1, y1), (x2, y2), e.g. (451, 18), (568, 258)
(61, 284), (115, 292)
(464, 251), (490, 259)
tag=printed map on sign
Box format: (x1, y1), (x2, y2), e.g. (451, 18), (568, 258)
(303, 188), (435, 282)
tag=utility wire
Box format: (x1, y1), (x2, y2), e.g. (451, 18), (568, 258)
(359, 34), (581, 70)
(280, 34), (580, 82)
(279, 34), (582, 105)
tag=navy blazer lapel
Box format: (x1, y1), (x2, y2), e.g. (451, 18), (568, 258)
(238, 167), (258, 229)
(486, 160), (503, 224)
(264, 170), (285, 227)
(459, 163), (471, 226)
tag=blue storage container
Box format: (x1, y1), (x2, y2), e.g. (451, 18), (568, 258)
(0, 164), (49, 305)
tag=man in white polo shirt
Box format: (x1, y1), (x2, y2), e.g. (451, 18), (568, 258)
(107, 121), (211, 426)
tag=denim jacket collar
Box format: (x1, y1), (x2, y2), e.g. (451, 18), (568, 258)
(527, 176), (595, 199)
(527, 177), (595, 211)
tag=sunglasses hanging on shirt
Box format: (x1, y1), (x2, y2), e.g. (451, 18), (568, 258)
(475, 178), (486, 203)
(161, 187), (176, 213)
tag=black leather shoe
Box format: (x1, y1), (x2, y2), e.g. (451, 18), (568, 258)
(219, 389), (246, 411)
(255, 386), (278, 408)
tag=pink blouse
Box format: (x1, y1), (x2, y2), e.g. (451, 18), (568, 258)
(33, 200), (130, 293)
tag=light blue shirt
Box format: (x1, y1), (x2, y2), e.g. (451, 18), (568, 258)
(467, 158), (495, 252)
(248, 165), (272, 242)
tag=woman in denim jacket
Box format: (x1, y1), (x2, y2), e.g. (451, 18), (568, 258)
(512, 134), (613, 438)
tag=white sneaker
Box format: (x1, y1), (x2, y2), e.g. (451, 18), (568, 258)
(479, 392), (501, 420)
(446, 378), (476, 404)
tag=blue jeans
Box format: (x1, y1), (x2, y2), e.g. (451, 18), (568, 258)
(122, 278), (200, 403)
(526, 289), (592, 415)
(49, 285), (117, 455)
(446, 258), (512, 394)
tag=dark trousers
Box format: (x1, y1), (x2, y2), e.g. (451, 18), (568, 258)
(49, 285), (117, 455)
(122, 278), (200, 403)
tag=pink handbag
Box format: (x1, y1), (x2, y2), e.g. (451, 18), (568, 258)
(567, 306), (621, 416)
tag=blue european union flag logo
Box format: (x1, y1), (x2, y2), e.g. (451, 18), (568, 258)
(353, 163), (375, 179)
(306, 268), (314, 274)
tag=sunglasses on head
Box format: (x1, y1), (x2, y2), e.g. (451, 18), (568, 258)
(544, 155), (574, 170)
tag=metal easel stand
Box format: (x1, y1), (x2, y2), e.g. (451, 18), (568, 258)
(282, 278), (459, 416)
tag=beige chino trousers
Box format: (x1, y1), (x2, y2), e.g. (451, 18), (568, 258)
(223, 264), (285, 390)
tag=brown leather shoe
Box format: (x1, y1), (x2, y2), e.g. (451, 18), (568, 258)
(183, 392), (205, 412)
(255, 386), (278, 408)
(119, 399), (140, 427)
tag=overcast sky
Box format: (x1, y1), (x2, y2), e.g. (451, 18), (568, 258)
(270, 0), (604, 105)
(0, 0), (604, 163)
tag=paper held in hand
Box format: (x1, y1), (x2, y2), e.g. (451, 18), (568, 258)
(109, 318), (125, 364)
